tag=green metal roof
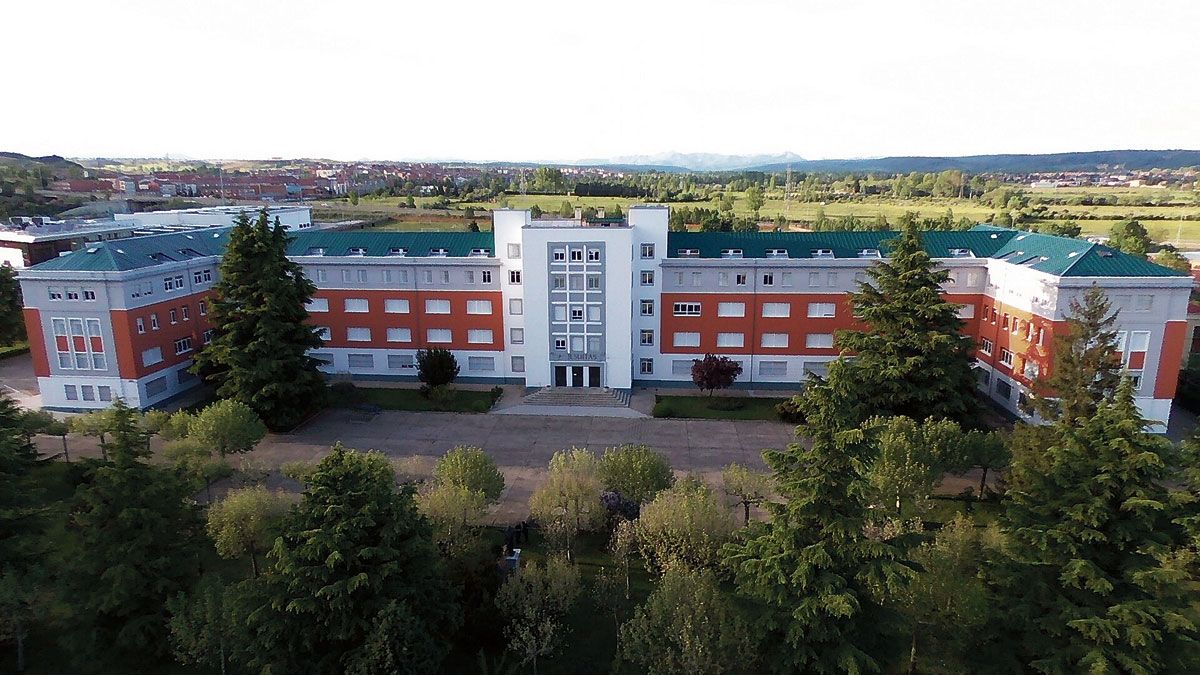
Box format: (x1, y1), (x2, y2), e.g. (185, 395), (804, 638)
(30, 228), (233, 272)
(286, 231), (495, 258)
(665, 228), (1188, 278)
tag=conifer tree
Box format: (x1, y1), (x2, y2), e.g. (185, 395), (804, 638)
(0, 264), (25, 346)
(1029, 285), (1120, 425)
(830, 222), (979, 426)
(193, 209), (325, 430)
(56, 398), (202, 669)
(0, 393), (38, 568)
(1001, 379), (1200, 673)
(723, 378), (916, 673)
(241, 445), (460, 674)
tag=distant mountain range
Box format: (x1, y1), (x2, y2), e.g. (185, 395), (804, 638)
(575, 149), (1200, 173)
(0, 152), (84, 172)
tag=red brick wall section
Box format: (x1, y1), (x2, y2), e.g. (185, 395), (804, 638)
(22, 308), (50, 377)
(111, 292), (215, 379)
(310, 289), (505, 352)
(1155, 320), (1188, 399)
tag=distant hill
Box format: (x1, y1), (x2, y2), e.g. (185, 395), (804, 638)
(575, 152), (807, 172)
(747, 150), (1200, 173)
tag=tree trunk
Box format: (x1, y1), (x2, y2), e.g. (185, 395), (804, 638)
(61, 435), (69, 462)
(250, 545), (259, 578)
(15, 619), (25, 672)
(907, 631), (917, 675)
(205, 478), (213, 504)
(219, 639), (226, 675)
(978, 466), (989, 501)
(623, 561), (630, 600)
(743, 501), (751, 526)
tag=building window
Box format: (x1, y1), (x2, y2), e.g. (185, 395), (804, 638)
(441, 270), (450, 283)
(718, 272), (729, 287)
(639, 358), (654, 374)
(980, 338), (993, 355)
(995, 379), (1013, 400)
(307, 298), (329, 312)
(736, 273), (747, 286)
(570, 249), (584, 262)
(570, 336), (584, 352)
(1000, 349), (1014, 367)
(388, 354), (415, 369)
(762, 273), (774, 286)
(640, 243), (655, 258)
(553, 305), (567, 322)
(174, 337), (193, 355)
(481, 270), (492, 284)
(150, 313), (159, 330)
(588, 249), (601, 262)
(806, 333), (834, 349)
(512, 356), (526, 373)
(808, 272), (820, 287)
(827, 272), (838, 286)
(587, 275), (601, 290)
(425, 299), (451, 314)
(467, 329), (493, 344)
(427, 329), (452, 343)
(568, 306), (583, 321)
(386, 327), (412, 342)
(673, 332), (701, 348)
(347, 353), (374, 369)
(182, 306), (190, 321)
(142, 346), (163, 366)
(673, 302), (702, 317)
(82, 289), (96, 301)
(64, 385), (78, 401)
(92, 353), (106, 369)
(465, 270), (475, 284)
(384, 299), (410, 313)
(761, 333), (789, 348)
(640, 300), (654, 316)
(316, 326), (331, 340)
(315, 269), (327, 282)
(716, 332), (744, 348)
(759, 361), (787, 377)
(136, 317), (145, 334)
(347, 327), (372, 342)
(807, 303), (835, 318)
(66, 289), (80, 301)
(781, 272), (793, 287)
(691, 272), (702, 287)
(672, 360), (693, 375)
(553, 249), (566, 262)
(423, 270), (433, 284)
(199, 301), (207, 316)
(554, 337), (567, 351)
(1135, 294), (1153, 311)
(169, 309), (178, 325)
(469, 356), (495, 372)
(466, 300), (493, 315)
(717, 302), (745, 318)
(763, 302), (791, 318)
(508, 270), (522, 285)
(98, 386), (112, 402)
(510, 298), (523, 315)
(958, 305), (975, 319)
(569, 275), (584, 291)
(48, 287), (63, 301)
(345, 298), (369, 313)
(508, 243), (521, 259)
(203, 329), (214, 344)
(510, 328), (524, 344)
(640, 330), (654, 346)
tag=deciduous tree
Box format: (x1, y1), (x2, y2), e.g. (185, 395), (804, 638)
(1152, 248), (1191, 272)
(529, 449), (604, 561)
(1108, 219), (1151, 256)
(206, 486), (288, 578)
(691, 354), (742, 396)
(721, 463), (773, 526)
(188, 399), (266, 457)
(434, 445), (504, 502)
(636, 478), (735, 573)
(495, 557), (580, 675)
(598, 444), (673, 504)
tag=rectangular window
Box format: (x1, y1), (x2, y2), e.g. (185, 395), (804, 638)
(553, 249), (566, 262)
(570, 306), (584, 321)
(980, 338), (994, 355)
(145, 376), (168, 397)
(91, 353), (107, 369)
(441, 270), (450, 284)
(639, 358), (654, 374)
(995, 379), (1013, 400)
(554, 337), (567, 351)
(344, 298), (369, 313)
(691, 272), (702, 287)
(806, 333), (834, 349)
(387, 354), (415, 369)
(174, 337), (193, 355)
(467, 329), (493, 344)
(384, 270), (394, 283)
(761, 333), (789, 348)
(827, 272), (838, 286)
(958, 305), (975, 319)
(759, 361), (787, 377)
(553, 305), (567, 322)
(569, 275), (584, 291)
(64, 385), (78, 401)
(466, 300), (493, 315)
(509, 270), (522, 285)
(425, 299), (451, 314)
(66, 289), (80, 301)
(1024, 361), (1041, 379)
(427, 329), (452, 343)
(468, 356), (495, 371)
(1135, 294), (1153, 311)
(640, 243), (655, 258)
(507, 327), (524, 344)
(672, 360), (693, 375)
(763, 302), (791, 318)
(423, 270), (433, 284)
(717, 302), (746, 318)
(316, 326), (332, 341)
(203, 329), (215, 344)
(169, 309), (177, 325)
(82, 289), (96, 301)
(588, 249), (601, 262)
(586, 305), (600, 322)
(762, 273), (774, 286)
(587, 336), (602, 353)
(136, 317), (145, 334)
(716, 332), (744, 348)
(640, 329), (654, 346)
(640, 300), (654, 316)
(781, 272), (793, 287)
(465, 270), (475, 284)
(386, 327), (412, 342)
(718, 272), (729, 287)
(736, 273), (747, 286)
(98, 386), (112, 402)
(510, 298), (523, 315)
(316, 269), (328, 282)
(806, 303), (835, 318)
(341, 270), (353, 283)
(808, 272), (820, 287)
(347, 353), (374, 369)
(182, 305), (190, 321)
(80, 385), (95, 402)
(142, 346), (163, 366)
(570, 249), (583, 262)
(511, 356), (526, 373)
(508, 243), (521, 259)
(48, 287), (63, 301)
(1130, 330), (1151, 352)
(1000, 349), (1015, 367)
(673, 332), (701, 347)
(384, 298), (410, 313)
(347, 327), (372, 342)
(673, 302), (702, 316)
(570, 336), (584, 352)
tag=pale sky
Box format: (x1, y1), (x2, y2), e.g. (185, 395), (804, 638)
(5, 0), (1199, 163)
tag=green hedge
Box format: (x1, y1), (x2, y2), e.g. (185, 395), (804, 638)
(0, 342), (29, 360)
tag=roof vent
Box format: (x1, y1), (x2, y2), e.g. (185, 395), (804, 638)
(990, 234), (999, 239)
(213, 232), (221, 238)
(1067, 251), (1079, 257)
(1040, 256), (1049, 261)
(1099, 250), (1114, 257)
(115, 249), (125, 254)
(184, 234), (194, 239)
(1016, 234), (1027, 240)
(86, 248), (98, 254)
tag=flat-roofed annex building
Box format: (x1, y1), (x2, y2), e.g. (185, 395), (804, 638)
(18, 207), (1192, 426)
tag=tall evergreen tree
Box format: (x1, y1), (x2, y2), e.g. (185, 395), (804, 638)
(0, 393), (38, 569)
(829, 222), (979, 426)
(723, 378), (916, 673)
(1029, 285), (1120, 425)
(193, 209), (325, 429)
(55, 399), (202, 670)
(0, 264), (25, 346)
(240, 445), (461, 674)
(999, 379), (1199, 673)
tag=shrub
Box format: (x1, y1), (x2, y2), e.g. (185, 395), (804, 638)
(280, 460), (317, 483)
(489, 386), (504, 404)
(635, 478), (735, 573)
(775, 396), (805, 423)
(428, 384), (456, 411)
(598, 445), (674, 504)
(417, 348), (460, 387)
(434, 446), (505, 502)
(329, 381), (364, 404)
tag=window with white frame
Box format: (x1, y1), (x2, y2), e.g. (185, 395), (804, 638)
(342, 269), (353, 283)
(1000, 349), (1014, 367)
(980, 338), (994, 355)
(761, 333), (789, 348)
(468, 356), (495, 371)
(64, 385), (78, 400)
(587, 275), (601, 290)
(202, 329), (214, 344)
(169, 309), (177, 325)
(509, 270), (522, 284)
(717, 332), (744, 348)
(672, 360), (693, 375)
(384, 299), (410, 313)
(763, 302), (791, 318)
(1135, 294), (1153, 311)
(554, 337), (566, 351)
(468, 329), (493, 344)
(717, 302), (745, 317)
(315, 269), (327, 282)
(174, 337), (193, 355)
(386, 327), (412, 342)
(639, 358), (654, 374)
(759, 361), (787, 377)
(808, 271), (820, 287)
(570, 249), (583, 262)
(807, 303), (835, 318)
(1129, 330), (1151, 352)
(508, 243), (521, 259)
(481, 270), (491, 283)
(640, 243), (655, 258)
(466, 300), (493, 315)
(387, 354), (415, 369)
(465, 270), (475, 284)
(510, 298), (523, 315)
(441, 270), (450, 284)
(182, 306), (190, 321)
(762, 272), (774, 286)
(142, 346), (163, 366)
(640, 329), (654, 346)
(136, 317), (145, 334)
(427, 329), (452, 343)
(588, 249), (600, 262)
(511, 356), (526, 372)
(553, 306), (567, 321)
(640, 271), (655, 285)
(570, 306), (584, 321)
(718, 272), (729, 287)
(83, 289), (96, 301)
(736, 273), (747, 286)
(347, 354), (374, 369)
(553, 249), (566, 261)
(510, 328), (524, 344)
(673, 302), (701, 316)
(48, 287), (63, 301)
(315, 326), (331, 341)
(805, 333), (834, 349)
(958, 305), (975, 319)
(347, 327), (372, 342)
(571, 336), (584, 352)
(673, 332), (701, 347)
(425, 299), (451, 314)
(150, 313), (159, 330)
(344, 298), (369, 313)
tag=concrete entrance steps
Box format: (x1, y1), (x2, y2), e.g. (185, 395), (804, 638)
(522, 386), (630, 408)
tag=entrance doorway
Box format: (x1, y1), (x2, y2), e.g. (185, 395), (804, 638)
(553, 365), (603, 388)
(588, 366), (601, 388)
(554, 366), (567, 387)
(571, 366), (584, 387)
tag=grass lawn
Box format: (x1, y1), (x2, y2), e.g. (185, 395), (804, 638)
(653, 394), (790, 421)
(0, 341), (29, 359)
(350, 386), (498, 413)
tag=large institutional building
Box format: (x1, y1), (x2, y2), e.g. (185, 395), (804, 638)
(18, 206), (1192, 425)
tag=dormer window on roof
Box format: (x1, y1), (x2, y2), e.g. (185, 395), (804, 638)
(766, 248), (789, 258)
(347, 247), (367, 256)
(429, 248), (449, 257)
(388, 247), (408, 257)
(469, 248), (491, 257)
(858, 248), (882, 258)
(177, 248), (202, 258)
(677, 248), (700, 258)
(948, 248), (975, 258)
(811, 249), (834, 258)
(720, 248), (743, 258)
(306, 247), (326, 256)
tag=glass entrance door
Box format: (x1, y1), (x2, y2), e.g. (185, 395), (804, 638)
(571, 366), (584, 387)
(587, 366), (601, 387)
